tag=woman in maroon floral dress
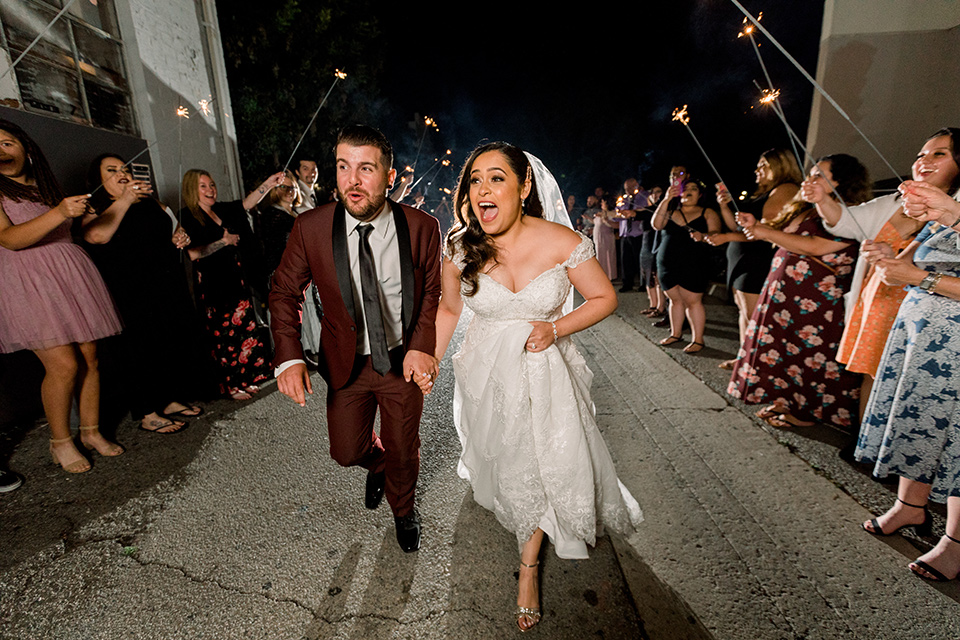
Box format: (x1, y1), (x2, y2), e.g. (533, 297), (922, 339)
(726, 155), (871, 429)
(181, 169), (282, 400)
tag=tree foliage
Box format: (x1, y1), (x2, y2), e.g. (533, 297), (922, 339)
(217, 0), (388, 189)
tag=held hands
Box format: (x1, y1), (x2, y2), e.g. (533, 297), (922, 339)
(277, 362), (313, 407)
(56, 195), (90, 219)
(404, 349), (439, 396)
(900, 180), (960, 224)
(703, 232), (727, 246)
(736, 212), (766, 241)
(525, 321), (556, 353)
(800, 176), (827, 204)
(222, 230), (241, 246)
(689, 230), (705, 242)
(861, 239), (894, 265)
(874, 257), (926, 287)
(172, 225), (190, 249)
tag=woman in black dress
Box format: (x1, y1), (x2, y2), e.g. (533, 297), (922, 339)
(180, 169), (281, 400)
(83, 154), (207, 432)
(258, 169), (301, 279)
(652, 179), (721, 353)
(708, 149), (801, 369)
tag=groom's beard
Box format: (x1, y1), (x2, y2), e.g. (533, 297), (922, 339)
(338, 186), (386, 222)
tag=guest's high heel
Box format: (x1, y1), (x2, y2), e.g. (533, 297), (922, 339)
(862, 498), (932, 537)
(515, 560), (541, 632)
(911, 535), (960, 582)
(78, 425), (124, 457)
(50, 437), (91, 474)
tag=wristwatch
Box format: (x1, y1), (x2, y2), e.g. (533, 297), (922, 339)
(918, 272), (943, 292)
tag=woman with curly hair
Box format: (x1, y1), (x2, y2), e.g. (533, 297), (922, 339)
(728, 154), (871, 429)
(429, 142), (642, 631)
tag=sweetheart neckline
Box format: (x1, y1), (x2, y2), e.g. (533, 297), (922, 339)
(479, 263), (565, 296)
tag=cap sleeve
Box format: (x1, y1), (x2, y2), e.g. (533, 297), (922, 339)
(562, 232), (596, 269)
(443, 237), (467, 272)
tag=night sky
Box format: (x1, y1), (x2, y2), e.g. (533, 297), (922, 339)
(374, 0), (825, 203)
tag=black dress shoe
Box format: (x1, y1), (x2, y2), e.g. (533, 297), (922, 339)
(394, 509), (421, 553)
(365, 470), (386, 510)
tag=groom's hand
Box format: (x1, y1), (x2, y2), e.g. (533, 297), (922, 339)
(403, 350), (438, 395)
(277, 362), (313, 406)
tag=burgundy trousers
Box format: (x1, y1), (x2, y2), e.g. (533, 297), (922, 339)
(325, 354), (422, 517)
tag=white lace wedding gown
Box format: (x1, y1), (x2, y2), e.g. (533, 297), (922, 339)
(449, 234), (643, 559)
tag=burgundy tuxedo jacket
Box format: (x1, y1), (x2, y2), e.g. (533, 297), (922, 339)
(269, 199), (442, 390)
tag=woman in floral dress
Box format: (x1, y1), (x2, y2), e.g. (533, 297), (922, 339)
(181, 169), (281, 400)
(727, 155), (871, 429)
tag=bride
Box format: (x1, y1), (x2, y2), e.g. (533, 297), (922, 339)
(423, 142), (642, 631)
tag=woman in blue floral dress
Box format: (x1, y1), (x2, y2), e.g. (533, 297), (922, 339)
(727, 155), (871, 429)
(855, 156), (960, 583)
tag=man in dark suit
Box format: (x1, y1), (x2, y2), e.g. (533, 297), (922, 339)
(269, 125), (441, 552)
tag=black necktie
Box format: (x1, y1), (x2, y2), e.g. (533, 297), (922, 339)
(357, 224), (390, 375)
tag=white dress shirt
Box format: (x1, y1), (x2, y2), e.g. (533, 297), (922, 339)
(295, 180), (318, 213)
(347, 203), (404, 355)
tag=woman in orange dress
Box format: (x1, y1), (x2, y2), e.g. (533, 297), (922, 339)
(805, 128), (960, 420)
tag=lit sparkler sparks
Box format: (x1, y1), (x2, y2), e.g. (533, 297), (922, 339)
(670, 104), (739, 214)
(176, 105), (190, 119)
(671, 105), (690, 126)
(335, 69), (347, 80)
(759, 88), (780, 105)
(737, 12), (761, 38)
(197, 97), (215, 117)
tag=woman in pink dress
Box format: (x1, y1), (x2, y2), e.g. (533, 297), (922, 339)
(593, 198), (618, 280)
(0, 120), (123, 473)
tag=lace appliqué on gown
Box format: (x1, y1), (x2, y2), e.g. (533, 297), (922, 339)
(447, 233), (643, 559)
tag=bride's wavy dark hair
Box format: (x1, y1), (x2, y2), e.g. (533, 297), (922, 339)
(446, 142), (543, 296)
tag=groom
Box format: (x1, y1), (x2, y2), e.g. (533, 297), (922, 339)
(269, 124), (442, 552)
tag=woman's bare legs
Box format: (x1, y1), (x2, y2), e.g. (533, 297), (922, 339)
(863, 476), (931, 534)
(74, 342), (123, 455)
(662, 286), (686, 338)
(858, 375), (874, 423)
(679, 287), (706, 347)
(911, 496), (960, 580)
(517, 527), (544, 631)
(33, 344), (90, 472)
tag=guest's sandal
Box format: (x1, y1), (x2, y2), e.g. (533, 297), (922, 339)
(683, 341), (705, 354)
(78, 425), (124, 456)
(910, 535), (960, 582)
(140, 417), (187, 434)
(163, 405), (204, 418)
(863, 498), (932, 537)
(660, 335), (683, 346)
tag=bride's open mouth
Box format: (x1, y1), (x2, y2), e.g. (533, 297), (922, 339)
(478, 200), (498, 223)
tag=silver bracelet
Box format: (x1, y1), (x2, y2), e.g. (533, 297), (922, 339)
(551, 322), (559, 341)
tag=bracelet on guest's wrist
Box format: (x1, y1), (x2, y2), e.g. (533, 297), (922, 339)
(551, 322), (559, 342)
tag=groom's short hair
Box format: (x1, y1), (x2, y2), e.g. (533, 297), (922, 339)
(335, 124), (393, 169)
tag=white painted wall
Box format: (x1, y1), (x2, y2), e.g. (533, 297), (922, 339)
(807, 0), (960, 184)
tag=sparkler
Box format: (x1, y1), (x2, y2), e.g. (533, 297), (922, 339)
(409, 149), (452, 191)
(282, 69), (347, 173)
(0, 0), (79, 82)
(411, 116), (439, 172)
(728, 0), (902, 181)
(197, 97), (215, 117)
(737, 13), (804, 172)
(753, 87), (870, 238)
(671, 105), (740, 214)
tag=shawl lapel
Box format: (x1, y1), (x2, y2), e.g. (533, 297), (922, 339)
(331, 203), (357, 324)
(390, 199), (415, 335)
